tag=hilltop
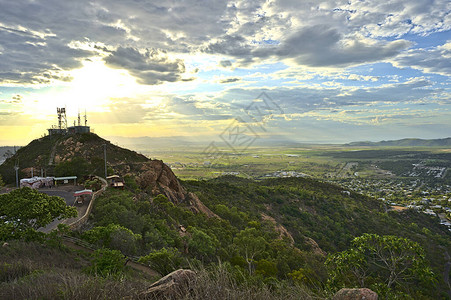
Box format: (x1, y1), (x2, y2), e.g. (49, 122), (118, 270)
(0, 132), (215, 216)
(345, 137), (451, 147)
(0, 132), (148, 184)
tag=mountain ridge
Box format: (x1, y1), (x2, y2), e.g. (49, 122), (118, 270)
(345, 137), (451, 147)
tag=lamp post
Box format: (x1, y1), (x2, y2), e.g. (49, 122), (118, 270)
(103, 144), (107, 179)
(14, 159), (19, 188)
(14, 166), (19, 188)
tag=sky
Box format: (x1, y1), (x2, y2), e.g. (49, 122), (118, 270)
(0, 0), (450, 146)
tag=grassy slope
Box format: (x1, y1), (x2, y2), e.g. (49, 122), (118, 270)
(0, 241), (149, 299)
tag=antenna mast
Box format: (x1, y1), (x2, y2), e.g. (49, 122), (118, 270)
(57, 107), (67, 130)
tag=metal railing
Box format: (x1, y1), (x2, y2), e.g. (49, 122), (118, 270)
(68, 176), (107, 230)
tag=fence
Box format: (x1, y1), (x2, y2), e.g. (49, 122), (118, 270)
(61, 235), (160, 276)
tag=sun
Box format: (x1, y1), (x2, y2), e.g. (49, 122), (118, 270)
(24, 58), (146, 120)
(65, 58), (141, 110)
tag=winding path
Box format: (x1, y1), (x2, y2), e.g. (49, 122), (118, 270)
(38, 176), (107, 233)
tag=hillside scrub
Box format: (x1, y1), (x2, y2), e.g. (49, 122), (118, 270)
(82, 176), (451, 298)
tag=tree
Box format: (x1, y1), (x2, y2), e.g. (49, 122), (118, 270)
(326, 233), (435, 295)
(0, 175), (4, 187)
(233, 227), (267, 274)
(0, 187), (77, 240)
(187, 226), (219, 261)
(82, 224), (141, 255)
(139, 247), (183, 275)
(86, 248), (126, 277)
(54, 157), (89, 179)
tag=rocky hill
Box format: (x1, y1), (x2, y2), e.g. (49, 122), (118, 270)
(0, 133), (147, 183)
(0, 132), (215, 216)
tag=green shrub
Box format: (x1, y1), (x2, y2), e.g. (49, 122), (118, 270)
(86, 248), (125, 277)
(139, 247), (183, 275)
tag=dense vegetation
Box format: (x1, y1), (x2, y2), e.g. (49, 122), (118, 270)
(1, 159), (450, 298)
(72, 175), (450, 298)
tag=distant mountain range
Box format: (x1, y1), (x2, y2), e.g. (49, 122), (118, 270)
(345, 137), (451, 147)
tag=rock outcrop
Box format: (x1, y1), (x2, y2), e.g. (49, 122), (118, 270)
(138, 160), (186, 203)
(261, 213), (295, 244)
(333, 288), (378, 300)
(137, 160), (218, 218)
(141, 269), (196, 299)
(304, 236), (327, 257)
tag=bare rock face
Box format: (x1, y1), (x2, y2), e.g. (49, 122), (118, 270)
(304, 236), (327, 257)
(138, 160), (186, 203)
(187, 192), (218, 218)
(261, 213), (295, 244)
(141, 269), (196, 299)
(136, 160), (219, 218)
(333, 288), (378, 300)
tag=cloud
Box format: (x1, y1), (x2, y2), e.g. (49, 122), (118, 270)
(0, 24), (92, 84)
(153, 95), (232, 121)
(0, 0), (448, 85)
(104, 47), (191, 85)
(218, 77), (241, 84)
(219, 60), (233, 68)
(0, 94), (22, 104)
(392, 41), (451, 76)
(217, 77), (440, 116)
(205, 26), (411, 68)
(278, 28), (411, 67)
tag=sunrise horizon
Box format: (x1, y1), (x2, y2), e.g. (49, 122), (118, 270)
(1, 1), (449, 146)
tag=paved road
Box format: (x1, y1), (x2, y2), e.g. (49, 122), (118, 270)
(40, 189), (75, 206)
(38, 188), (87, 233)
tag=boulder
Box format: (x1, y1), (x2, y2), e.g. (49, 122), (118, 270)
(333, 288), (378, 300)
(141, 269), (196, 299)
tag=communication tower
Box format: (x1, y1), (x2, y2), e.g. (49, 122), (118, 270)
(57, 107), (67, 130)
